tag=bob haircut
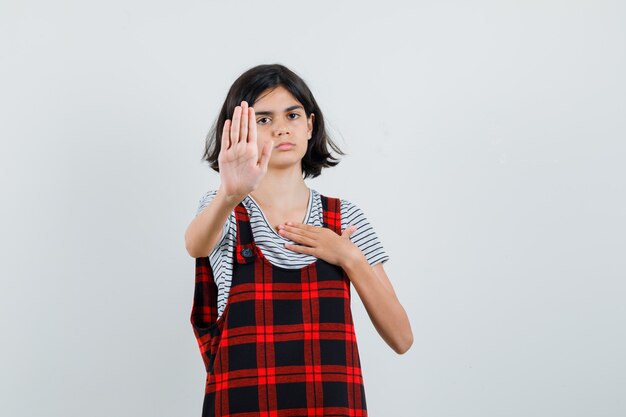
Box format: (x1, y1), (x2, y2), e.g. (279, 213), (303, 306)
(202, 63), (345, 179)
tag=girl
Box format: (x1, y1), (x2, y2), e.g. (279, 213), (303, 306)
(185, 64), (413, 416)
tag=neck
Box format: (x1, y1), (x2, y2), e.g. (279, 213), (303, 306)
(248, 164), (309, 211)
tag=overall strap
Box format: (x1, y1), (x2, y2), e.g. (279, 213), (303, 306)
(233, 201), (257, 265)
(320, 194), (342, 235)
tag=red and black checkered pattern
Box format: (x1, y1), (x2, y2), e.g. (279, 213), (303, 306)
(191, 194), (368, 416)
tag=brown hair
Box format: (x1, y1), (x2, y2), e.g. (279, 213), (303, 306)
(201, 64), (345, 179)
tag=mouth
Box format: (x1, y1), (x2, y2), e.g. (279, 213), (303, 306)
(275, 142), (296, 150)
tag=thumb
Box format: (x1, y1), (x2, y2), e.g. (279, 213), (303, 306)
(341, 225), (357, 238)
(258, 140), (274, 169)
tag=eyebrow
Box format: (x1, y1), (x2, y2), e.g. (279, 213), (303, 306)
(254, 105), (304, 116)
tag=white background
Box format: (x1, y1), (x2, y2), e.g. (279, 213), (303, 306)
(1, 1), (625, 416)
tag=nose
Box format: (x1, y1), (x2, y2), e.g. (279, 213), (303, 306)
(273, 120), (290, 136)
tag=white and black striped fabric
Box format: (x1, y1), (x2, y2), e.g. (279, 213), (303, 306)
(195, 188), (389, 319)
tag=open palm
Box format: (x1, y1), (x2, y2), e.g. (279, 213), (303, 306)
(218, 101), (274, 200)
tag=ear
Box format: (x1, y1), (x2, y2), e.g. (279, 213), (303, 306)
(307, 113), (315, 139)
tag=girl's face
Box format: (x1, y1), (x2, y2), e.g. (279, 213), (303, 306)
(252, 85), (314, 170)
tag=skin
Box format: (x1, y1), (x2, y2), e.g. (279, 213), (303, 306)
(216, 86), (414, 354)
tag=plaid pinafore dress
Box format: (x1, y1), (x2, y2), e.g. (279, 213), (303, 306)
(190, 194), (368, 416)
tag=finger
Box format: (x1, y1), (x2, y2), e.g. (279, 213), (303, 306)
(221, 119), (231, 150)
(280, 223), (315, 236)
(278, 228), (316, 247)
(258, 138), (274, 169)
(248, 106), (257, 144)
(230, 105), (241, 146)
(286, 222), (320, 235)
(284, 242), (314, 256)
(240, 101), (248, 145)
(285, 222), (319, 233)
(342, 225), (357, 237)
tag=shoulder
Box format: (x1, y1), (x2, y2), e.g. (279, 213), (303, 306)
(196, 189), (235, 217)
(331, 195), (390, 266)
(198, 189), (253, 207)
(196, 190), (218, 214)
(312, 190), (364, 216)
(314, 192), (370, 229)
(198, 189), (219, 203)
(339, 197), (367, 222)
(313, 190), (350, 211)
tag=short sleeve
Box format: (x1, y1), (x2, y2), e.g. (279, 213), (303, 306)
(340, 199), (390, 267)
(196, 190), (231, 246)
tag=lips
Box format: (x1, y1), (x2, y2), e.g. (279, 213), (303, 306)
(275, 142), (295, 149)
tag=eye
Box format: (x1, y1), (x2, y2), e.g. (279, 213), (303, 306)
(288, 112), (300, 120)
(257, 117), (270, 125)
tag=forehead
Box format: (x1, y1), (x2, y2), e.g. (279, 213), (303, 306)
(253, 85), (301, 110)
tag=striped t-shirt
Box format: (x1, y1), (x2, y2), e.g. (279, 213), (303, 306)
(195, 188), (389, 319)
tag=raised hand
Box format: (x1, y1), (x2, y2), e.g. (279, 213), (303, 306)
(218, 101), (274, 203)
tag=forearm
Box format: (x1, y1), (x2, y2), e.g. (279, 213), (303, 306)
(343, 254), (413, 354)
(185, 186), (244, 258)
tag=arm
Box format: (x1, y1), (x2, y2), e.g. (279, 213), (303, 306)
(184, 186), (242, 258)
(185, 101), (274, 258)
(276, 221), (414, 354)
(343, 255), (414, 355)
